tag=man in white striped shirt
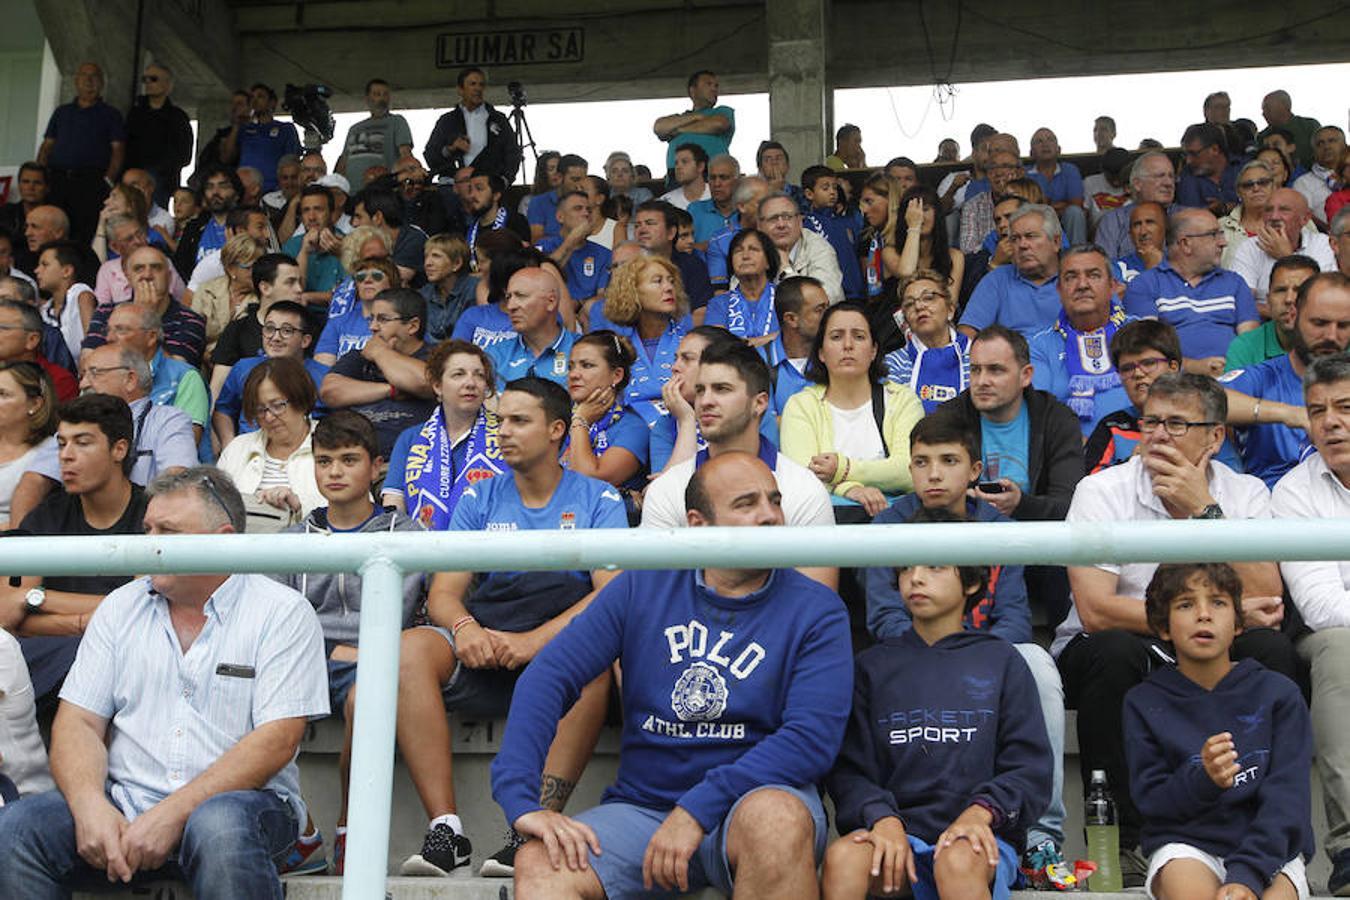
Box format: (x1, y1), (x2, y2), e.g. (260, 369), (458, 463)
(0, 467), (329, 899)
(1271, 349), (1350, 892)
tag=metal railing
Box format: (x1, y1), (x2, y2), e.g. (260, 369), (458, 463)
(3, 518), (1347, 899)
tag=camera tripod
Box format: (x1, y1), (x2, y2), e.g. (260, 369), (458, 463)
(509, 103), (539, 185)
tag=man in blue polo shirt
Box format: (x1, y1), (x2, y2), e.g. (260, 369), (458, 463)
(36, 62), (125, 246)
(536, 193), (611, 310)
(528, 154), (588, 244)
(222, 84), (302, 193)
(688, 155), (740, 247)
(1026, 128), (1086, 244)
(1031, 245), (1133, 437)
(391, 376), (625, 878)
(1221, 272), (1350, 487)
(487, 267), (577, 391)
(959, 204), (1063, 340)
(1123, 207), (1259, 376)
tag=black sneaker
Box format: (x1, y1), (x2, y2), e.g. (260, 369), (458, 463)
(479, 829), (527, 877)
(399, 823), (472, 876)
(1330, 849), (1350, 896)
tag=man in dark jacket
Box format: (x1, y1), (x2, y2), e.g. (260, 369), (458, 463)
(931, 324), (1084, 624)
(424, 67), (521, 183)
(124, 64), (194, 207)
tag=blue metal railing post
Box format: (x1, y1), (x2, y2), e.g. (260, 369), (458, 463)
(341, 556), (403, 900)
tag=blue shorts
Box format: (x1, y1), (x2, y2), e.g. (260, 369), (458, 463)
(574, 783), (827, 898)
(326, 659), (358, 718)
(422, 624), (521, 717)
(906, 833), (1020, 900)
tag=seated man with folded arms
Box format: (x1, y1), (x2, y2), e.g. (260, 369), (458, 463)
(1054, 372), (1297, 887)
(388, 377), (624, 879)
(1271, 353), (1350, 893)
(494, 451), (852, 900)
(0, 467), (328, 900)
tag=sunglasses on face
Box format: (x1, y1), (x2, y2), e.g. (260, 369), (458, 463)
(354, 270), (387, 283)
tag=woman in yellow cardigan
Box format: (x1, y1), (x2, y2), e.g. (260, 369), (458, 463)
(780, 300), (925, 517)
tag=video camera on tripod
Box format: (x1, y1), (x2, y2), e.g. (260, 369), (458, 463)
(283, 83), (336, 148)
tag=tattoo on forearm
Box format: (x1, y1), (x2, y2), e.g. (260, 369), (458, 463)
(539, 773), (576, 812)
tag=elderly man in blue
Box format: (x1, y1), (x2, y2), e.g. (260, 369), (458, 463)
(1220, 272), (1350, 487)
(487, 266), (577, 391)
(0, 467), (328, 900)
(495, 451), (851, 899)
(1031, 245), (1134, 436)
(959, 205), (1064, 341)
(1123, 207), (1258, 376)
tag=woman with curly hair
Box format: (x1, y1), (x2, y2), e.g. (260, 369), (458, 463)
(591, 255), (691, 422)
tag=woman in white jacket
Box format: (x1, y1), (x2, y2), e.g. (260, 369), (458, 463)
(217, 356), (324, 517)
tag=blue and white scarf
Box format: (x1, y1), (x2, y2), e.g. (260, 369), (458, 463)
(405, 406), (504, 530)
(723, 281), (777, 339)
(467, 207), (509, 266)
(1052, 305), (1128, 424)
(615, 315), (689, 423)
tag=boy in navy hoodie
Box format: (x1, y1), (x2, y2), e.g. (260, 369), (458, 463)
(825, 509), (1052, 900)
(1124, 564), (1313, 900)
(864, 415), (1069, 882)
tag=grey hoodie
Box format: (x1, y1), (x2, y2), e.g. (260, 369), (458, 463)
(271, 507), (426, 646)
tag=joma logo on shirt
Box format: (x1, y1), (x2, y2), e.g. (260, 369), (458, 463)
(663, 620), (765, 680)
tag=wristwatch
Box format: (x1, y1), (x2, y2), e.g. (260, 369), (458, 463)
(24, 586), (46, 613)
(1193, 503), (1225, 520)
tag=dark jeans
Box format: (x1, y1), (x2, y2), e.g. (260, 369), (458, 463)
(1057, 626), (1299, 849)
(0, 789), (296, 900)
(47, 167), (109, 246)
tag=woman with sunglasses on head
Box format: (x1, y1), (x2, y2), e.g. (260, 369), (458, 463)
(217, 356), (324, 518)
(562, 332), (650, 499)
(0, 362), (56, 530)
(312, 225), (397, 365)
(383, 339), (506, 527)
(313, 255), (401, 367)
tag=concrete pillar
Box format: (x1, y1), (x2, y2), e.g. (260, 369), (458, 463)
(767, 0), (828, 184)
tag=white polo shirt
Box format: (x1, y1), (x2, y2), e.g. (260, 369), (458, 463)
(1272, 451), (1350, 631)
(640, 443), (834, 530)
(1051, 455), (1271, 656)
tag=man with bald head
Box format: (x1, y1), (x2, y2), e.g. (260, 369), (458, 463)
(124, 63), (193, 209)
(1124, 207), (1258, 375)
(1232, 188), (1338, 305)
(499, 449), (851, 900)
(83, 246), (206, 368)
(1258, 90), (1321, 169)
(36, 62), (125, 245)
(486, 267), (576, 391)
(1094, 151), (1178, 261)
(24, 206), (69, 260)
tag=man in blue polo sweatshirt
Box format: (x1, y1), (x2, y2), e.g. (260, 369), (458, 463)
(494, 451), (852, 898)
(1220, 272), (1350, 487)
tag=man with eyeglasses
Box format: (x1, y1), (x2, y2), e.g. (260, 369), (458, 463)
(758, 193), (844, 306)
(1220, 271), (1350, 488)
(959, 140), (1023, 254)
(1176, 124), (1238, 216)
(959, 204), (1064, 340)
(0, 300), (77, 402)
(0, 394), (149, 709)
(1124, 207), (1258, 376)
(320, 287), (436, 457)
(124, 65), (192, 209)
(1232, 188), (1338, 306)
(210, 253), (304, 395)
(1056, 371), (1294, 887)
(1094, 150), (1178, 262)
(0, 466), (329, 900)
(1084, 319), (1183, 474)
(104, 304), (208, 446)
(10, 345), (197, 527)
(212, 301), (326, 448)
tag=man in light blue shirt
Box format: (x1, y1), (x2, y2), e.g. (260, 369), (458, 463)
(959, 204), (1063, 340)
(0, 467), (329, 900)
(486, 267), (577, 391)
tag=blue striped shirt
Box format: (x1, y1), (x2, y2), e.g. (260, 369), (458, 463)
(59, 574), (329, 826)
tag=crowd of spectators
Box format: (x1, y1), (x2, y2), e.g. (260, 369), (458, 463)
(0, 57), (1348, 900)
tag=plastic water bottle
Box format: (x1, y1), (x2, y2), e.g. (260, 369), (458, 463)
(1085, 769), (1123, 892)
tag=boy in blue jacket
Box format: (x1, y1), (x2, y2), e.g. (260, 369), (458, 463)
(1124, 563), (1313, 900)
(825, 509), (1052, 900)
